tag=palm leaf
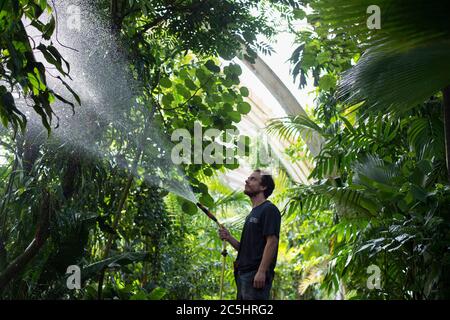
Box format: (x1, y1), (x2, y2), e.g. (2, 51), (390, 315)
(313, 0), (450, 50)
(299, 266), (325, 295)
(338, 43), (450, 114)
(352, 155), (401, 193)
(309, 148), (341, 179)
(309, 0), (450, 113)
(406, 115), (445, 161)
(212, 190), (249, 213)
(286, 183), (379, 217)
(266, 115), (325, 142)
(82, 251), (149, 282)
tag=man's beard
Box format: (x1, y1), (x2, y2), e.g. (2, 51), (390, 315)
(244, 189), (258, 197)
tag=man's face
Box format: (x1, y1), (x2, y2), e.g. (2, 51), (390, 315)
(244, 171), (266, 197)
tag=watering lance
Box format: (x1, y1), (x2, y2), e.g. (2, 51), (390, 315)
(196, 202), (228, 300)
(196, 202), (221, 227)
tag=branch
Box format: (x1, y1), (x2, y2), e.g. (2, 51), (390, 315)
(50, 0), (79, 52)
(134, 0), (199, 38)
(135, 10), (173, 37)
(159, 74), (214, 111)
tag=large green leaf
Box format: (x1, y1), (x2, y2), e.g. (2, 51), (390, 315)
(82, 252), (149, 281)
(338, 42), (450, 114)
(310, 0), (450, 113)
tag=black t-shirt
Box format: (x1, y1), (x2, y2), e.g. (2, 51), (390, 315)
(235, 200), (281, 273)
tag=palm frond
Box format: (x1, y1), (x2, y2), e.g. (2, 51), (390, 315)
(313, 0), (450, 50)
(299, 266), (324, 295)
(286, 182), (379, 218)
(343, 114), (400, 150)
(212, 190), (250, 213)
(406, 115), (445, 161)
(311, 0), (450, 114)
(266, 115), (325, 142)
(270, 169), (293, 209)
(352, 155), (401, 192)
(222, 214), (247, 230)
(309, 148), (341, 179)
(338, 43), (450, 114)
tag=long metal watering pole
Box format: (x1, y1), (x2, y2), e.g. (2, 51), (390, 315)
(196, 202), (227, 300)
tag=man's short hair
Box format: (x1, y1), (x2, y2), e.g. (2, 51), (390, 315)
(254, 169), (275, 198)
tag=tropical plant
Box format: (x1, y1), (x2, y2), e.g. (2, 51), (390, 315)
(265, 0), (450, 299)
(0, 0), (302, 299)
(305, 0), (450, 181)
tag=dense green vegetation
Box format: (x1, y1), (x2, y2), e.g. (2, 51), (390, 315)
(1, 0), (449, 300)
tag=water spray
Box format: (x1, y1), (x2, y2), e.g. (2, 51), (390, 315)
(196, 202), (228, 300)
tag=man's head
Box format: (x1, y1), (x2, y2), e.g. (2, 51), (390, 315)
(244, 169), (275, 199)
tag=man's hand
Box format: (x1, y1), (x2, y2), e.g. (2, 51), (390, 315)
(218, 227), (231, 241)
(218, 227), (240, 251)
(253, 270), (266, 289)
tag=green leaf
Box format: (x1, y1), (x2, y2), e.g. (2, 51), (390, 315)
(223, 92), (234, 103)
(316, 51), (331, 65)
(222, 78), (233, 88)
(227, 111), (241, 122)
(199, 193), (214, 208)
(56, 76), (80, 105)
(38, 0), (47, 11)
(47, 45), (70, 74)
(205, 60), (220, 73)
(161, 94), (174, 107)
(184, 78), (197, 91)
(203, 167), (213, 176)
(192, 95), (203, 105)
(27, 72), (40, 94)
(318, 74), (336, 91)
(301, 51), (316, 70)
(130, 291), (148, 300)
(410, 184), (427, 203)
(82, 252), (149, 281)
(176, 84), (191, 99)
(160, 77), (172, 88)
(42, 15), (55, 40)
(293, 8), (306, 20)
(224, 162), (239, 169)
(195, 68), (208, 82)
(182, 201), (198, 215)
(223, 103), (233, 112)
(148, 287), (167, 300)
(237, 101), (251, 114)
(239, 87), (249, 97)
(228, 64), (242, 76)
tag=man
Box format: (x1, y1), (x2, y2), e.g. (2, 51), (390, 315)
(219, 169), (281, 300)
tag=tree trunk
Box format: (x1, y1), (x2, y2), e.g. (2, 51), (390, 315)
(110, 0), (125, 34)
(62, 151), (81, 199)
(442, 86), (450, 183)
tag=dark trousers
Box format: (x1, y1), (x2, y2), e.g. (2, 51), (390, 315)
(234, 270), (274, 300)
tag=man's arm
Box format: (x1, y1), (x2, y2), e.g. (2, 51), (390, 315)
(219, 227), (240, 251)
(253, 235), (278, 289)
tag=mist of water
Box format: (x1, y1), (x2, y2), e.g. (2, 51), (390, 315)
(17, 0), (197, 204)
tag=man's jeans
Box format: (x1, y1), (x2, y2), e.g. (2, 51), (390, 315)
(235, 270), (274, 300)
